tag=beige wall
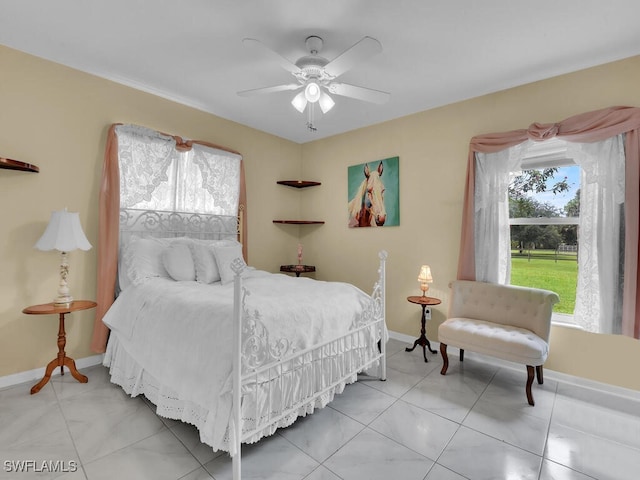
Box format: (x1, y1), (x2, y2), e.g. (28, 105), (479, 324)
(0, 46), (302, 378)
(2, 44), (640, 393)
(301, 55), (640, 392)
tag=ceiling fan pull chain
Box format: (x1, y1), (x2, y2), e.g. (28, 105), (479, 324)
(306, 102), (317, 132)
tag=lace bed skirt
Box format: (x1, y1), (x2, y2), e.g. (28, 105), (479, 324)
(103, 333), (371, 453)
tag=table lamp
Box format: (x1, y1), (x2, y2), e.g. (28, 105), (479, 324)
(417, 265), (433, 296)
(35, 209), (92, 305)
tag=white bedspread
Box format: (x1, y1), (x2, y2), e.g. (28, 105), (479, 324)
(102, 269), (373, 451)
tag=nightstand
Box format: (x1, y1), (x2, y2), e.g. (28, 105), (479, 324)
(405, 295), (441, 362)
(280, 264), (316, 277)
(23, 300), (97, 394)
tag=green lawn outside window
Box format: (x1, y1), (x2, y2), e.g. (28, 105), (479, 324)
(510, 249), (577, 315)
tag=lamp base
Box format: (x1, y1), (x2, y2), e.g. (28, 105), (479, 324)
(54, 295), (73, 306)
(55, 252), (73, 306)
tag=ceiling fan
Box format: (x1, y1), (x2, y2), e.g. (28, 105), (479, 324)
(237, 35), (390, 131)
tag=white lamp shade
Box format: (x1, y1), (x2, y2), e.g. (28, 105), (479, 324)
(35, 210), (92, 252)
(318, 91), (335, 114)
(304, 81), (321, 103)
(417, 265), (433, 283)
(291, 91), (308, 113)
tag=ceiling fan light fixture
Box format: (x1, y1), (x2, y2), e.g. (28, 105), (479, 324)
(304, 81), (321, 103)
(291, 91), (308, 113)
(318, 91), (335, 114)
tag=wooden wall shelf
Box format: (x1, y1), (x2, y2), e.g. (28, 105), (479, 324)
(274, 180), (323, 225)
(0, 157), (39, 173)
(277, 180), (321, 188)
(273, 220), (325, 225)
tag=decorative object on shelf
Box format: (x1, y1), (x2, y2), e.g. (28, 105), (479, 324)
(348, 156), (399, 228)
(0, 157), (39, 172)
(35, 209), (92, 305)
(417, 265), (433, 296)
(297, 243), (303, 265)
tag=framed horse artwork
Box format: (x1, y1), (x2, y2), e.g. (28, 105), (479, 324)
(348, 156), (400, 228)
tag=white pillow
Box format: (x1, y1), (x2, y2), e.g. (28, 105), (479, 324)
(124, 236), (171, 285)
(212, 243), (246, 285)
(162, 243), (196, 281)
(190, 242), (220, 283)
(191, 239), (242, 283)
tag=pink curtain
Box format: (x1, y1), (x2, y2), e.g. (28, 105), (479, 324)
(90, 125), (247, 353)
(457, 106), (640, 339)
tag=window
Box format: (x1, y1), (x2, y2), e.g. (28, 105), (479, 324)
(474, 135), (625, 334)
(507, 139), (580, 326)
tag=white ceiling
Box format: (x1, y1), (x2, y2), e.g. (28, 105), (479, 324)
(2, 0), (640, 144)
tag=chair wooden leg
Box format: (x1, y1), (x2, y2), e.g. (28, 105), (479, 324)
(459, 349), (464, 362)
(526, 365), (535, 406)
(536, 365), (544, 385)
(440, 343), (449, 375)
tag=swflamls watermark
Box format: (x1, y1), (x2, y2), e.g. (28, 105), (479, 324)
(3, 460), (78, 473)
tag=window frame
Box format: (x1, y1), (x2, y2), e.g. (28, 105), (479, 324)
(508, 140), (582, 328)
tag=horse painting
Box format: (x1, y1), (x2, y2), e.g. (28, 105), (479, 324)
(348, 161), (387, 227)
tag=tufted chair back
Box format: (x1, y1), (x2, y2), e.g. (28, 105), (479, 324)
(448, 280), (559, 341)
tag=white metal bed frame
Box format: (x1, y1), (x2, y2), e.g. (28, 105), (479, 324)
(230, 251), (387, 479)
(118, 208), (387, 480)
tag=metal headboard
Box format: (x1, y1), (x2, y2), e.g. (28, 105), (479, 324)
(119, 207), (243, 244)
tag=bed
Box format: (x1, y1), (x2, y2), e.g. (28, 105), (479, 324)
(101, 208), (387, 478)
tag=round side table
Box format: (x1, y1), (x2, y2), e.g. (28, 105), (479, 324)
(280, 264), (316, 277)
(23, 300), (97, 394)
(405, 295), (441, 362)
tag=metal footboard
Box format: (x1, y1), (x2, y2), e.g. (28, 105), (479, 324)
(231, 251), (387, 480)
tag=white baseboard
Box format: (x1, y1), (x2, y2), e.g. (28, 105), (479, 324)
(0, 354), (104, 390)
(387, 330), (416, 344)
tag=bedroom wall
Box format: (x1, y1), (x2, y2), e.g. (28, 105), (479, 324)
(3, 43), (640, 394)
(300, 54), (640, 393)
(0, 45), (302, 379)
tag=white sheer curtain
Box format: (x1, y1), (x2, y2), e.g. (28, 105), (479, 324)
(115, 124), (242, 215)
(569, 135), (626, 333)
(474, 144), (525, 283)
(475, 135), (626, 334)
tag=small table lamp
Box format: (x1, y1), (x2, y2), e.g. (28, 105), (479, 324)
(417, 265), (433, 296)
(35, 209), (92, 305)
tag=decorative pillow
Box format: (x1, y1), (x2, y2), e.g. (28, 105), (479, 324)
(162, 243), (196, 281)
(212, 243), (246, 285)
(123, 236), (171, 285)
(190, 242), (221, 283)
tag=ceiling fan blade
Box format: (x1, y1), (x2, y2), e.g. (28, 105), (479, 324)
(237, 84), (302, 97)
(242, 38), (301, 75)
(329, 83), (390, 104)
(323, 36), (383, 78)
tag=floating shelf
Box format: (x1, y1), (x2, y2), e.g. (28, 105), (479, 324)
(277, 180), (321, 188)
(274, 181), (323, 225)
(0, 157), (39, 173)
(273, 220), (325, 225)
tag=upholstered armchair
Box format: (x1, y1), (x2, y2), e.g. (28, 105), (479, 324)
(438, 280), (559, 406)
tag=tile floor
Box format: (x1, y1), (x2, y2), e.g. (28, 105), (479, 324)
(2, 338), (640, 480)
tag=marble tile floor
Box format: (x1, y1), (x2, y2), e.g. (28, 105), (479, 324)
(2, 338), (640, 480)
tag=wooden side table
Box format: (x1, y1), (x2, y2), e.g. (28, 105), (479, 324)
(23, 300), (97, 394)
(280, 264), (316, 277)
(406, 295), (441, 362)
